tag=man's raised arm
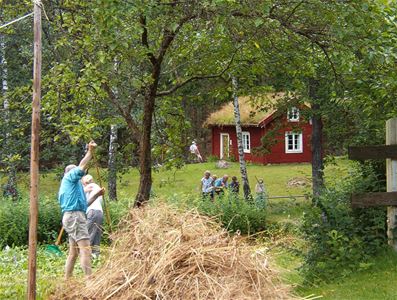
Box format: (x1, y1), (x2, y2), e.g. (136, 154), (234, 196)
(79, 141), (97, 171)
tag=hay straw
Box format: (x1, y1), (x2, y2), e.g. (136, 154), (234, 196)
(51, 202), (297, 299)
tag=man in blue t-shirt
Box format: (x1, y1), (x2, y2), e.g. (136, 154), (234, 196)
(59, 141), (104, 279)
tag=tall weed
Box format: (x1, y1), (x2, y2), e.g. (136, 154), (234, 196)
(301, 164), (386, 283)
(164, 192), (266, 235)
(0, 197), (61, 247)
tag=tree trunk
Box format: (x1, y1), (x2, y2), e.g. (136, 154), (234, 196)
(108, 124), (118, 201)
(309, 79), (324, 198)
(232, 77), (251, 200)
(134, 89), (157, 207)
(1, 33), (18, 199)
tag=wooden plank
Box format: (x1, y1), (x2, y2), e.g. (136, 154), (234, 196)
(386, 118), (397, 251)
(348, 145), (397, 160)
(352, 192), (397, 207)
(267, 195), (308, 199)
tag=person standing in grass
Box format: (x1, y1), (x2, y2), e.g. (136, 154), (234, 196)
(189, 141), (203, 162)
(255, 178), (267, 209)
(58, 141), (105, 279)
(82, 174), (104, 259)
(201, 170), (213, 200)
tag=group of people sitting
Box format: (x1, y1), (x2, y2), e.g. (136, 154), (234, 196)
(200, 170), (239, 200)
(200, 170), (267, 204)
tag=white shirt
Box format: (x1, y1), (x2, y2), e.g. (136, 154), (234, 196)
(201, 177), (213, 193)
(190, 143), (198, 154)
(85, 182), (103, 212)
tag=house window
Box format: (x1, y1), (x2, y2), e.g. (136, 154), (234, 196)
(288, 107), (300, 122)
(242, 132), (250, 153)
(285, 132), (303, 153)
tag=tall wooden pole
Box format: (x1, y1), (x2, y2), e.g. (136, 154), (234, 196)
(27, 2), (41, 299)
(386, 118), (397, 251)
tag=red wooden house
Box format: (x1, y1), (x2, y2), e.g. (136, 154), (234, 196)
(204, 93), (312, 164)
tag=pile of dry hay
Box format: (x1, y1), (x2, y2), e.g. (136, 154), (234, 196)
(53, 202), (295, 299)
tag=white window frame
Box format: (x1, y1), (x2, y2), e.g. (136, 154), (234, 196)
(242, 131), (250, 153)
(287, 107), (300, 122)
(285, 131), (303, 153)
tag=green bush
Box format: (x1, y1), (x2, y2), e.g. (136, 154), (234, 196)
(301, 164), (386, 283)
(165, 192), (266, 235)
(0, 197), (62, 247)
(0, 195), (133, 248)
(206, 155), (219, 162)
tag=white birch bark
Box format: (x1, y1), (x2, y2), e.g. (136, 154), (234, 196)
(1, 33), (17, 199)
(108, 124), (118, 200)
(232, 77), (251, 200)
(1, 34), (9, 129)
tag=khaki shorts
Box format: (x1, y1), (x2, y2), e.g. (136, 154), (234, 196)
(62, 211), (89, 242)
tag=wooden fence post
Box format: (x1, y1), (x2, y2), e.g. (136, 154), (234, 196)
(27, 1), (41, 299)
(386, 118), (397, 251)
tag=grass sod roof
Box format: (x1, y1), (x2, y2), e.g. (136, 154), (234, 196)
(204, 93), (287, 127)
(51, 202), (297, 299)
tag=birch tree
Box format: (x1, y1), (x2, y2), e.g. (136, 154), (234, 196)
(108, 124), (118, 201)
(1, 31), (18, 199)
(232, 77), (251, 200)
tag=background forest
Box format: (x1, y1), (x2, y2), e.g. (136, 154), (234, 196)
(2, 0), (397, 203)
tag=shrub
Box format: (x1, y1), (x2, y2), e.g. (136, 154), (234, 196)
(165, 192), (266, 235)
(0, 195), (132, 247)
(0, 196), (62, 247)
(206, 155), (219, 162)
(300, 164), (386, 283)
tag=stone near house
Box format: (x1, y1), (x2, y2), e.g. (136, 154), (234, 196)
(216, 160), (230, 169)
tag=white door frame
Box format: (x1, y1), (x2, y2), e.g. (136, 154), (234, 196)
(220, 133), (230, 159)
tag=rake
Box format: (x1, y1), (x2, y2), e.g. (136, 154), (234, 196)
(46, 226), (64, 256)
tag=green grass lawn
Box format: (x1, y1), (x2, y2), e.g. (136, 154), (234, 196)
(2, 158), (394, 300)
(9, 157), (351, 201)
(20, 161), (315, 199)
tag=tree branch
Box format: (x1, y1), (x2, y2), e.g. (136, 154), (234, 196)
(267, 11), (341, 83)
(156, 50), (236, 97)
(140, 14), (157, 66)
(101, 82), (141, 140)
(285, 0), (307, 23)
(156, 14), (195, 64)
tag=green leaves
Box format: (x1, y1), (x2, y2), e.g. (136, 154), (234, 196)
(301, 164), (386, 283)
(254, 18), (264, 28)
